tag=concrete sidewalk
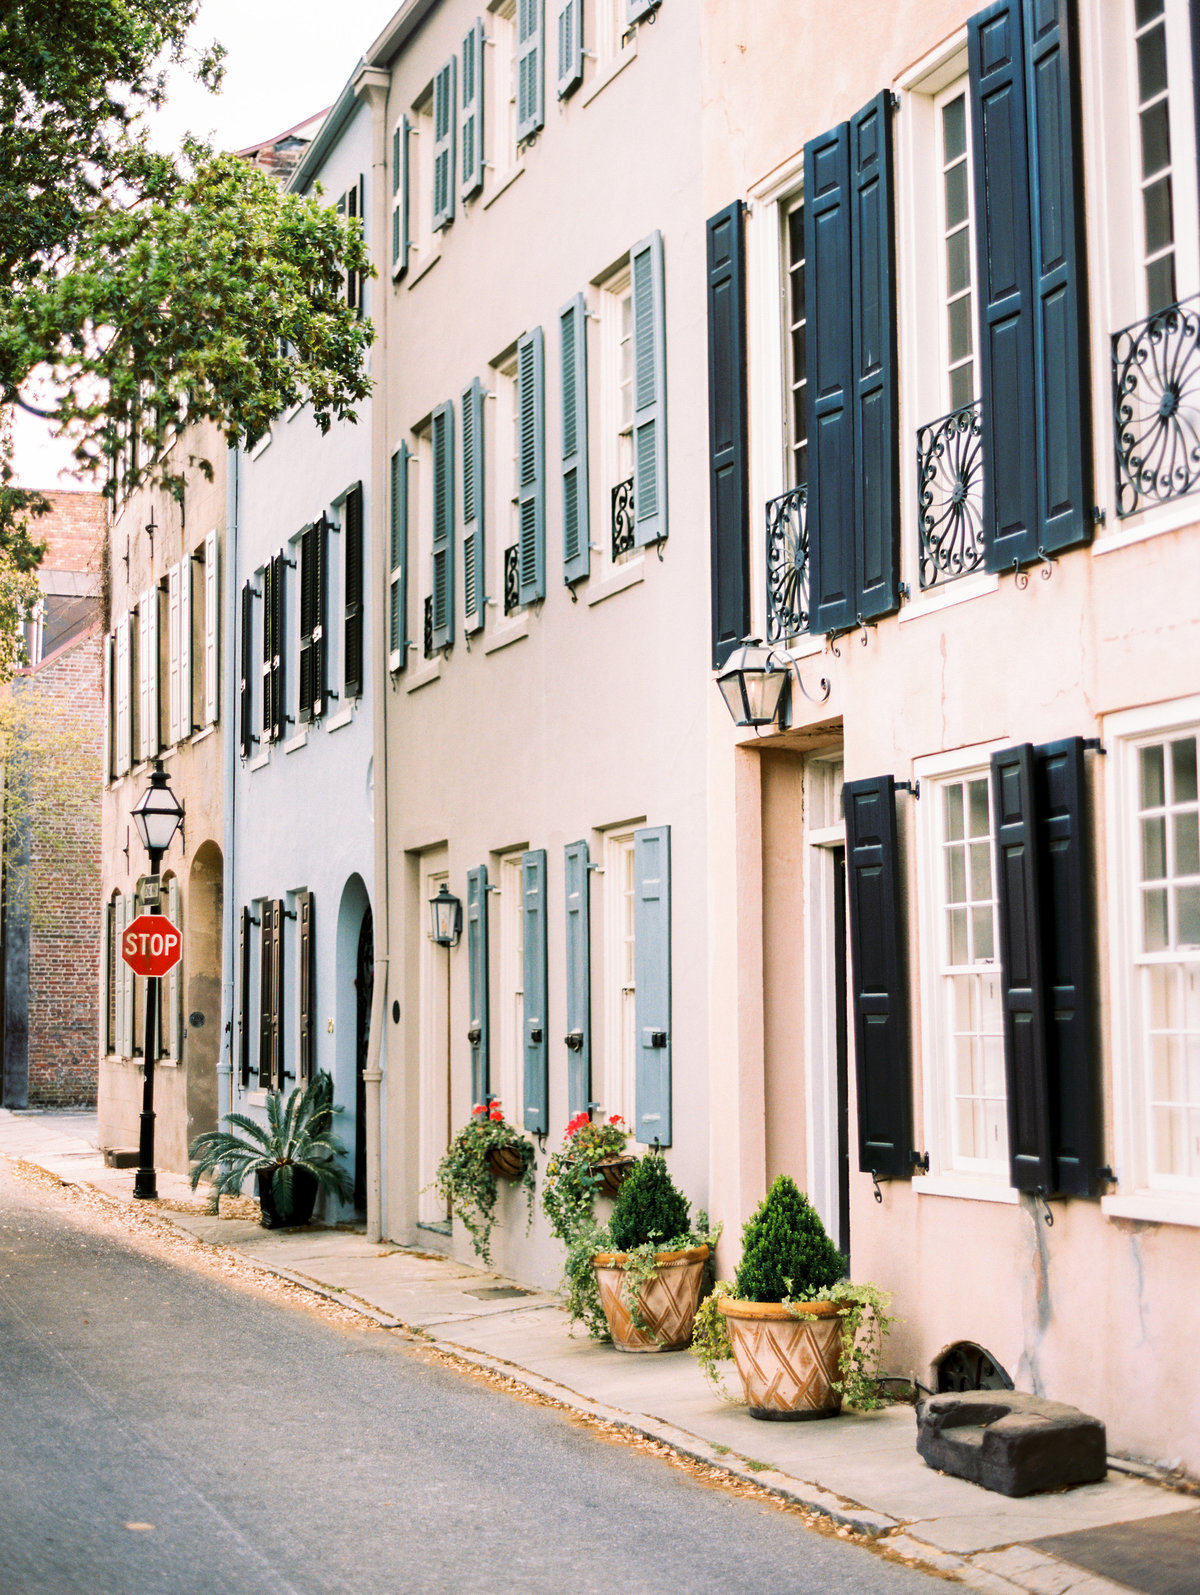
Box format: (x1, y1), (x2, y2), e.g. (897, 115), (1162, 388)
(2, 1108), (1195, 1595)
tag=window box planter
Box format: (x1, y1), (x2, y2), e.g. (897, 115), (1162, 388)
(718, 1297), (843, 1420)
(592, 1244), (709, 1352)
(485, 1144), (528, 1182)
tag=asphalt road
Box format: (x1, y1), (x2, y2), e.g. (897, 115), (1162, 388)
(0, 1166), (942, 1595)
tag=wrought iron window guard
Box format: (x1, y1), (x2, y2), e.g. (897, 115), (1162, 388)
(423, 593), (434, 659)
(503, 544), (520, 616)
(611, 477), (635, 562)
(1113, 292), (1200, 518)
(765, 485), (809, 643)
(916, 398), (985, 589)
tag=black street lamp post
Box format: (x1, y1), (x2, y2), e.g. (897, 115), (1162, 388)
(129, 760), (185, 1201)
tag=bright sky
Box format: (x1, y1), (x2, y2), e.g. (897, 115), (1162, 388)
(12, 0), (400, 490)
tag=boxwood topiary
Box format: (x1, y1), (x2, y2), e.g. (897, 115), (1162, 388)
(608, 1152), (691, 1253)
(733, 1173), (845, 1302)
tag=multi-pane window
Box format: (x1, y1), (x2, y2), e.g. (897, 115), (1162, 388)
(935, 774), (1007, 1174)
(782, 193), (807, 488)
(1135, 731), (1200, 1183)
(938, 85), (975, 412)
(1134, 0), (1177, 312)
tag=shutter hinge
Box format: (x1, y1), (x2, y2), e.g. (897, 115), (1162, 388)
(1083, 737), (1106, 755)
(895, 779), (920, 799)
(869, 1169), (884, 1203)
(889, 90), (901, 111)
(898, 581), (911, 603)
(910, 1150), (930, 1173)
(283, 909), (297, 921)
(1096, 1164), (1118, 1185)
(1092, 506), (1106, 527)
(586, 863), (604, 873)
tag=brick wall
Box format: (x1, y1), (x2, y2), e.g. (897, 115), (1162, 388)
(31, 489), (105, 574)
(18, 626), (103, 1105)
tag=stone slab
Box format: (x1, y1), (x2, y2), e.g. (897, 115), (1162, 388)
(1030, 1508), (1200, 1595)
(917, 1391), (1107, 1498)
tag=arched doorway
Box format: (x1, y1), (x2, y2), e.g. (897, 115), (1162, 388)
(186, 842), (223, 1151)
(355, 906), (373, 1212)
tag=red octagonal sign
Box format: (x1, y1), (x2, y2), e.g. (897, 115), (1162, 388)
(121, 914), (183, 977)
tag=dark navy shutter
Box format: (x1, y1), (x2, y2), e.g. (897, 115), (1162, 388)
(630, 231), (667, 547)
(1193, 0), (1200, 227)
(1023, 0), (1091, 556)
(390, 443), (410, 669)
(467, 865), (490, 1106)
(461, 21), (484, 200)
(239, 905), (251, 1088)
(516, 329), (545, 604)
(560, 294), (590, 586)
(433, 57), (456, 231)
(516, 0), (545, 142)
(260, 558), (274, 742)
(556, 0), (583, 97)
(461, 378), (486, 633)
(805, 124), (856, 633)
(297, 891), (314, 1086)
(844, 777), (912, 1178)
(707, 202), (750, 668)
(239, 581), (253, 758)
(312, 515), (327, 717)
(850, 92), (900, 622)
(991, 744), (1054, 1193)
(298, 526), (314, 724)
(343, 483), (364, 698)
(633, 825), (671, 1147)
(1034, 737), (1098, 1196)
(522, 849), (548, 1134)
(431, 402), (455, 646)
(563, 840), (591, 1117)
(970, 0), (1039, 571)
(273, 552), (286, 741)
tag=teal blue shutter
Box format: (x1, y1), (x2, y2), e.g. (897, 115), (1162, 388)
(517, 0), (545, 143)
(560, 294), (590, 585)
(556, 0), (583, 97)
(461, 377), (486, 633)
(805, 123), (856, 633)
(707, 202), (750, 667)
(433, 58), (456, 231)
(631, 230), (667, 547)
(389, 442), (410, 669)
(467, 866), (490, 1105)
(431, 402), (455, 649)
(850, 92), (900, 622)
(1023, 0), (1090, 556)
(563, 840), (591, 1117)
(516, 328), (545, 604)
(461, 20), (484, 199)
(633, 825), (671, 1146)
(522, 849), (548, 1134)
(970, 1), (1039, 572)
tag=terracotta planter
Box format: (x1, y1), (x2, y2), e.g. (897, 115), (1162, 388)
(595, 1155), (637, 1197)
(592, 1245), (709, 1352)
(718, 1297), (844, 1420)
(485, 1144), (527, 1181)
(256, 1166), (319, 1229)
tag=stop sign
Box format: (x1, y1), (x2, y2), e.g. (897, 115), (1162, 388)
(121, 913), (183, 977)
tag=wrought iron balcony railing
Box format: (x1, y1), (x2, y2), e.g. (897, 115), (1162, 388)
(916, 399), (985, 589)
(1113, 293), (1200, 518)
(503, 543), (520, 616)
(765, 485), (809, 644)
(611, 477), (635, 562)
(423, 593), (434, 659)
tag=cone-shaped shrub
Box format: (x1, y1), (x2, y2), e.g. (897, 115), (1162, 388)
(608, 1152), (691, 1252)
(733, 1174), (845, 1302)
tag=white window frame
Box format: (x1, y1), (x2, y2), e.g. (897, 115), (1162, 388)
(418, 862), (451, 1226)
(410, 88), (436, 268)
(913, 738), (1019, 1205)
(496, 850), (526, 1127)
(1104, 694), (1200, 1227)
(601, 824), (641, 1134)
(802, 753), (846, 1246)
(487, 1), (520, 188)
(596, 263), (639, 579)
(489, 350), (521, 627)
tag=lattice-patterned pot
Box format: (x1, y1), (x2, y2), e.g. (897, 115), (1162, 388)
(718, 1297), (843, 1420)
(592, 1245), (710, 1352)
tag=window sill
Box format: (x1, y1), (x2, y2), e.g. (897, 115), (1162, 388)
(245, 1090), (269, 1107)
(282, 730), (308, 754)
(159, 747), (177, 761)
(247, 749), (270, 772)
(190, 725), (215, 746)
(407, 248), (442, 288)
(483, 163), (525, 210)
(405, 657), (442, 694)
(325, 703), (354, 731)
(483, 618), (529, 654)
(247, 430), (272, 460)
(582, 38), (638, 107)
(912, 1174), (1020, 1205)
(1092, 494), (1200, 557)
(586, 558), (644, 607)
(1101, 1191), (1200, 1229)
(416, 1219), (452, 1237)
(898, 570), (999, 623)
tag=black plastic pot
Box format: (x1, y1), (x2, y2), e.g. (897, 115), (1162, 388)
(257, 1166), (319, 1229)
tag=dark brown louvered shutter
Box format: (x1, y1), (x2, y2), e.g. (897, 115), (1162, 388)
(297, 525), (315, 724)
(707, 201), (750, 668)
(239, 581), (254, 759)
(844, 776), (913, 1178)
(239, 905), (252, 1088)
(343, 483), (364, 698)
(991, 745), (1053, 1192)
(297, 891), (314, 1086)
(258, 900), (274, 1088)
(270, 899), (285, 1088)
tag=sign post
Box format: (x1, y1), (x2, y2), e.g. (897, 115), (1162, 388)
(121, 908), (183, 1200)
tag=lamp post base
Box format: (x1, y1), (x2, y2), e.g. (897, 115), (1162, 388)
(133, 1105), (157, 1200)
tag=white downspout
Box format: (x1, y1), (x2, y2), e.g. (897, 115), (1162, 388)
(218, 441), (239, 1123)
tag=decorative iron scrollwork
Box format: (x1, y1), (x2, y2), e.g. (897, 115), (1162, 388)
(611, 477), (635, 561)
(503, 543), (520, 616)
(423, 593), (434, 659)
(917, 399), (985, 589)
(765, 485), (809, 643)
(1113, 293), (1200, 517)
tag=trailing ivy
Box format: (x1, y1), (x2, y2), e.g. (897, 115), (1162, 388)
(431, 1103), (535, 1268)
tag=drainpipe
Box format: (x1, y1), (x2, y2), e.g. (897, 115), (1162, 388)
(218, 441), (240, 1122)
(357, 64), (391, 1244)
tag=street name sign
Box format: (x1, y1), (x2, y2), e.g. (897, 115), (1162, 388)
(121, 914), (183, 978)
